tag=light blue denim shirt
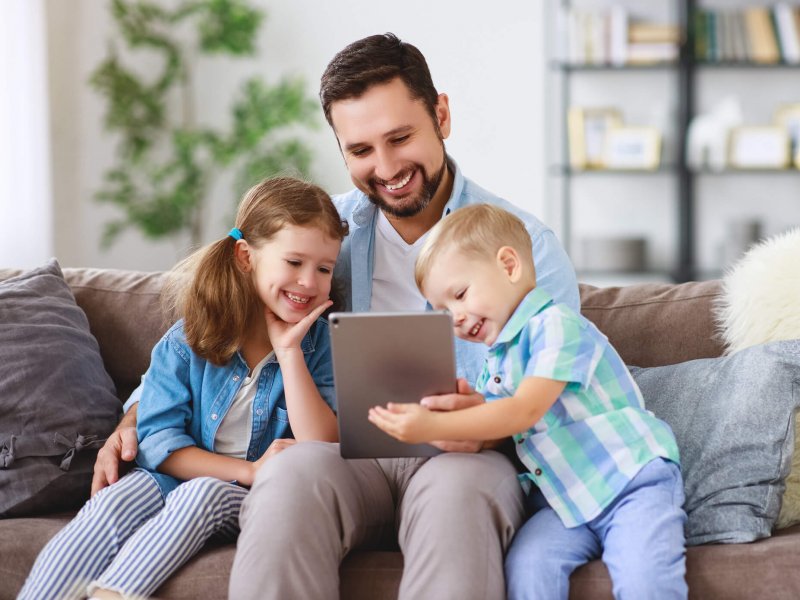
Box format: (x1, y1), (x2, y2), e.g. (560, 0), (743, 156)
(332, 156), (580, 387)
(133, 318), (335, 497)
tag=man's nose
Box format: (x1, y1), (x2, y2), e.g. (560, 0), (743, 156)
(373, 148), (402, 182)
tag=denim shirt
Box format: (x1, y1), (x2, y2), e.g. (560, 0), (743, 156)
(133, 318), (335, 497)
(332, 156), (580, 387)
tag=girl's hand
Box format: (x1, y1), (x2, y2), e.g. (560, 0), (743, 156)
(264, 300), (333, 355)
(368, 403), (436, 444)
(247, 438), (297, 485)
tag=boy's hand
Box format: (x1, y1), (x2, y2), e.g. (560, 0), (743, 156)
(368, 403), (437, 444)
(264, 300), (332, 355)
(420, 378), (486, 453)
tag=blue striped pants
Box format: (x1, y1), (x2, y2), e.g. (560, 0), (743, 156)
(18, 469), (247, 600)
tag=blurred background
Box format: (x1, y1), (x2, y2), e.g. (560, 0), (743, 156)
(2, 0), (799, 285)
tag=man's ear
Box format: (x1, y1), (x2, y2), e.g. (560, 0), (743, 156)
(496, 246), (522, 283)
(435, 93), (451, 140)
(233, 240), (253, 273)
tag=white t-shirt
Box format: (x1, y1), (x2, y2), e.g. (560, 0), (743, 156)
(214, 353), (273, 459)
(369, 210), (429, 312)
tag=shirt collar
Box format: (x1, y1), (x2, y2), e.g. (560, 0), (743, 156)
(491, 287), (554, 348)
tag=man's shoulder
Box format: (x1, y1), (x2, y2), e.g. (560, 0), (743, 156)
(332, 188), (366, 221)
(457, 177), (549, 235)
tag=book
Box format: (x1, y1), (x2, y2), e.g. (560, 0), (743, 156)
(744, 7), (780, 63)
(628, 22), (681, 44)
(774, 3), (800, 63)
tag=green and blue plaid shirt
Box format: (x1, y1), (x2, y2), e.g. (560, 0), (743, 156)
(476, 288), (679, 528)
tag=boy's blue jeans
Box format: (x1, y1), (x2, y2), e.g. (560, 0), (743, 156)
(505, 458), (687, 600)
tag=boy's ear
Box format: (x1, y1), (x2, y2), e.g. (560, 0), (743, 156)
(496, 246), (522, 283)
(233, 240), (253, 273)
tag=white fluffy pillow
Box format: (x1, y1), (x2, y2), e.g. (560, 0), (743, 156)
(715, 227), (800, 528)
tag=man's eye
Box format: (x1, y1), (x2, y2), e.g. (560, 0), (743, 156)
(391, 135), (409, 145)
(351, 147), (370, 157)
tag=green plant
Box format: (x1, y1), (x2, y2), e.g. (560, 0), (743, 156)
(90, 0), (318, 249)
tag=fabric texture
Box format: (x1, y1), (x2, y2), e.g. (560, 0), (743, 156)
(0, 259), (121, 517)
(713, 227), (800, 529)
(630, 339), (800, 546)
(478, 288), (678, 528)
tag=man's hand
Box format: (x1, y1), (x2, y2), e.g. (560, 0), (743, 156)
(420, 378), (486, 453)
(91, 422), (138, 497)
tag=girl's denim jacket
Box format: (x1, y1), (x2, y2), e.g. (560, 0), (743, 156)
(132, 318), (335, 496)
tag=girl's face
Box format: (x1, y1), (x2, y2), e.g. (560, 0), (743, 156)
(242, 224), (341, 323)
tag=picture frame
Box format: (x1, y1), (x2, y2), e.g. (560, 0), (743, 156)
(567, 107), (622, 169)
(602, 126), (662, 170)
(728, 126), (790, 170)
(773, 104), (800, 168)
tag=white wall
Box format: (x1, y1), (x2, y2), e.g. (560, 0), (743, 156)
(43, 0), (548, 271)
(1, 0), (52, 269)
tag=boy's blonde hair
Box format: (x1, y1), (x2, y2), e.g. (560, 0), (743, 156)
(415, 203), (534, 292)
(163, 177), (348, 366)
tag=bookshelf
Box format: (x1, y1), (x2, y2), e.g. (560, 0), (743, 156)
(549, 0), (800, 284)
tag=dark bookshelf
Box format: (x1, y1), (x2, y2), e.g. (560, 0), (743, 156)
(553, 0), (800, 283)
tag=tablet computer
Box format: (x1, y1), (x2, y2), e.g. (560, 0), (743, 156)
(329, 311), (456, 459)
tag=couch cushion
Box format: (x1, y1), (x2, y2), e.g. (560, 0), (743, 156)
(63, 268), (170, 402)
(580, 280), (724, 367)
(630, 339), (800, 546)
(0, 260), (122, 517)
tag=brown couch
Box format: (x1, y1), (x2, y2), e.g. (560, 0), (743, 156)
(2, 267), (799, 599)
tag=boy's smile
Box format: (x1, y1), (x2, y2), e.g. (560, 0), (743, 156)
(422, 246), (529, 347)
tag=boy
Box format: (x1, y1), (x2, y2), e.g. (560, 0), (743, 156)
(369, 204), (687, 600)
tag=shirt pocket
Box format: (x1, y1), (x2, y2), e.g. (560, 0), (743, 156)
(274, 406), (289, 423)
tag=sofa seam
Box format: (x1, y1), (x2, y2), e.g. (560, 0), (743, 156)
(581, 292), (719, 311)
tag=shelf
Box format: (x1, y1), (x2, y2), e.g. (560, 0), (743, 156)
(691, 168), (800, 175)
(551, 61), (678, 72)
(577, 270), (673, 287)
(694, 61), (800, 69)
(551, 165), (678, 176)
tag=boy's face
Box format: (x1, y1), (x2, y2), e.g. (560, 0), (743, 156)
(422, 247), (523, 347)
(329, 77), (451, 219)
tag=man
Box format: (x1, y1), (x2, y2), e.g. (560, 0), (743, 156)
(94, 33), (579, 599)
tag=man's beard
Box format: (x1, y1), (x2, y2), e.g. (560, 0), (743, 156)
(366, 151), (447, 218)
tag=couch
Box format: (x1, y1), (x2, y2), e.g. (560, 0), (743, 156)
(1, 266), (799, 600)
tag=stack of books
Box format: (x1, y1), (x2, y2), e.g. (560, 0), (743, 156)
(560, 5), (680, 66)
(693, 4), (800, 64)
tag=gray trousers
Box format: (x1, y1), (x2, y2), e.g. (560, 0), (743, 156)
(229, 441), (525, 600)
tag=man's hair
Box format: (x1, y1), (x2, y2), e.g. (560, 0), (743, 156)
(415, 204), (535, 292)
(319, 33), (439, 127)
(163, 177), (348, 366)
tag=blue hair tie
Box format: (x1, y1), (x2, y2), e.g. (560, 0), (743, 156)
(228, 227), (243, 241)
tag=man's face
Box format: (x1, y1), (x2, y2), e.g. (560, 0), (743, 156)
(330, 78), (451, 218)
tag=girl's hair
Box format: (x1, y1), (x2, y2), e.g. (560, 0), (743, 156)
(414, 204), (534, 293)
(163, 177), (349, 366)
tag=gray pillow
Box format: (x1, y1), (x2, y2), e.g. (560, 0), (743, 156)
(0, 259), (122, 517)
(631, 339), (800, 546)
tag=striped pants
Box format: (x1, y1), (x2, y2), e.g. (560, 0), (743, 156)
(18, 469), (247, 600)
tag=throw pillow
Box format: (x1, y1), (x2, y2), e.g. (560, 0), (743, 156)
(0, 259), (122, 517)
(631, 339), (800, 546)
(713, 227), (800, 529)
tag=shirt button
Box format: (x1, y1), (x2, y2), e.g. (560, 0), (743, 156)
(232, 375), (240, 382)
(534, 468), (542, 476)
(493, 376), (501, 384)
(256, 408), (263, 416)
(211, 413), (218, 420)
(517, 437), (524, 444)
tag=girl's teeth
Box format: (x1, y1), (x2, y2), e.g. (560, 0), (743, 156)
(287, 293), (309, 303)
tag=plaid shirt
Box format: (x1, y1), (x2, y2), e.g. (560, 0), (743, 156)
(476, 288), (679, 528)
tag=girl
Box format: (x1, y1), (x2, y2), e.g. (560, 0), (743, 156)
(19, 177), (348, 600)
